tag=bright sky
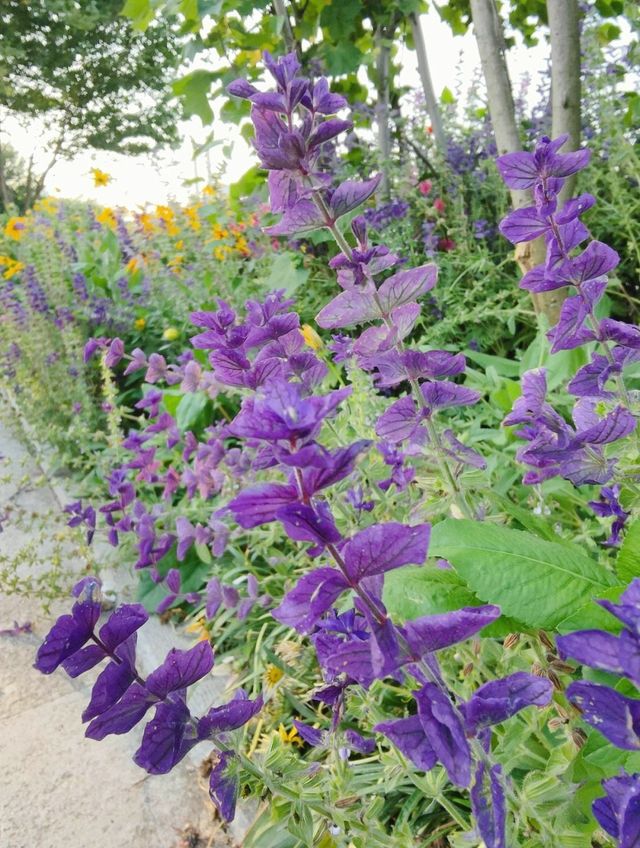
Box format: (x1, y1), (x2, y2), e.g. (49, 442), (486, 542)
(3, 8), (548, 210)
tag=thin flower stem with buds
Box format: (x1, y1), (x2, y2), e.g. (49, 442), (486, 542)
(310, 192), (476, 519)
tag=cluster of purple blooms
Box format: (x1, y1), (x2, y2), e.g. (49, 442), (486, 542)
(556, 579), (640, 845)
(35, 51), (640, 845)
(222, 52), (554, 844)
(34, 576), (261, 820)
(498, 135), (638, 541)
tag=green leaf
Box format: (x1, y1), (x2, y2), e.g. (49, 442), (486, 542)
(617, 517), (640, 583)
(429, 520), (617, 629)
(464, 349), (520, 378)
(172, 70), (216, 124)
(176, 391), (210, 433)
(385, 566), (478, 620)
(556, 585), (624, 633)
(263, 253), (310, 296)
(120, 0), (154, 29)
(440, 86), (455, 105)
(384, 566), (518, 637)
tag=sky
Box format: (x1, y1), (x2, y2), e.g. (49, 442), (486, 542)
(3, 7), (548, 211)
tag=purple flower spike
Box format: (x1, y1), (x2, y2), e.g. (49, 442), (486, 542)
(496, 134), (590, 190)
(34, 598), (101, 674)
(403, 606), (500, 658)
(415, 682), (472, 787)
(272, 567), (348, 633)
(462, 673), (553, 733)
(374, 714), (437, 772)
(566, 681), (640, 750)
(134, 697), (198, 775)
(209, 750), (238, 822)
(471, 762), (506, 848)
(145, 642), (215, 699)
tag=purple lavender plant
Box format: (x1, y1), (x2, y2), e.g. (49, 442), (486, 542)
(556, 579), (640, 845)
(35, 577), (261, 820)
(497, 136), (638, 517)
(224, 51), (554, 844)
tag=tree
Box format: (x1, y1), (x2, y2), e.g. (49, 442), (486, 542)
(0, 0), (183, 209)
(0, 142), (30, 214)
(547, 0), (581, 203)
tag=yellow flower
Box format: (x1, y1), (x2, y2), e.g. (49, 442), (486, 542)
(202, 184), (216, 197)
(175, 239), (184, 250)
(213, 245), (231, 262)
(183, 206), (201, 231)
(134, 317), (146, 331)
(4, 260), (25, 279)
(277, 723), (303, 747)
(168, 255), (183, 271)
(138, 212), (156, 234)
(212, 223), (229, 240)
(96, 207), (116, 228)
(0, 255), (24, 279)
(162, 327), (179, 341)
(300, 324), (323, 351)
(91, 168), (111, 187)
(184, 617), (209, 642)
(34, 196), (57, 213)
(263, 664), (284, 688)
(234, 235), (251, 256)
(4, 217), (27, 240)
(126, 256), (140, 273)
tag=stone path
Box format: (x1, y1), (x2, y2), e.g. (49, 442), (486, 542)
(0, 418), (236, 848)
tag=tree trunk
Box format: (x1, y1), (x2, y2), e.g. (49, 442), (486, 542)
(409, 12), (447, 156)
(374, 26), (392, 201)
(0, 139), (12, 213)
(548, 0), (581, 204)
(273, 0), (297, 57)
(470, 0), (563, 324)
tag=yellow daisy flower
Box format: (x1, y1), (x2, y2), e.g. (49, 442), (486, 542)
(183, 206), (201, 231)
(138, 212), (156, 234)
(4, 217), (27, 240)
(162, 327), (179, 341)
(263, 664), (284, 688)
(277, 724), (303, 747)
(91, 168), (111, 187)
(96, 207), (116, 228)
(134, 317), (146, 331)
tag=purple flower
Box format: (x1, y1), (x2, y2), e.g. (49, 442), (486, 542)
(592, 772), (640, 847)
(588, 484), (630, 546)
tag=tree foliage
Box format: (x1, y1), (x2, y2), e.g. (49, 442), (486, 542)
(0, 0), (183, 157)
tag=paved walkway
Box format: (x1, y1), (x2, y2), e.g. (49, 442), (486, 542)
(0, 418), (232, 848)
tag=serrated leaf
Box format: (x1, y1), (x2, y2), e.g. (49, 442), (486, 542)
(556, 585), (625, 633)
(383, 566), (518, 637)
(429, 520), (616, 629)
